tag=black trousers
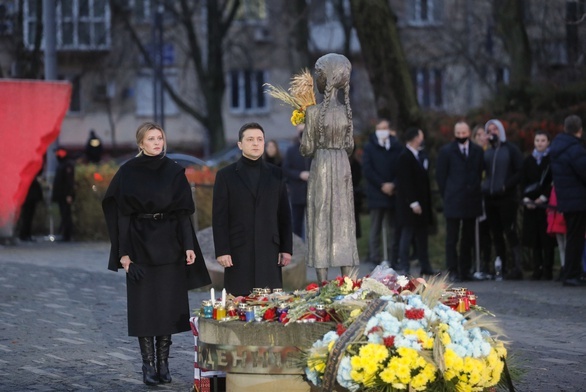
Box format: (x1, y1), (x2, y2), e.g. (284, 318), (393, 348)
(445, 217), (475, 278)
(485, 196), (520, 274)
(563, 211), (586, 281)
(398, 225), (432, 274)
(57, 200), (73, 241)
(19, 201), (38, 239)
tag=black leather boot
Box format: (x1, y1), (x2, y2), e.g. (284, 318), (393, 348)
(138, 337), (159, 385)
(156, 335), (172, 383)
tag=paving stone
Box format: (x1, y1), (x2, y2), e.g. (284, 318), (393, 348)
(0, 241), (585, 391)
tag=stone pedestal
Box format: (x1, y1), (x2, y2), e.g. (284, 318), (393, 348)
(196, 227), (307, 291)
(196, 318), (334, 392)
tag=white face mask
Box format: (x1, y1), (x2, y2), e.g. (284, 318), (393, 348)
(375, 129), (390, 140)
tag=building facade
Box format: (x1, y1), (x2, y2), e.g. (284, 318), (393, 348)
(0, 0), (583, 154)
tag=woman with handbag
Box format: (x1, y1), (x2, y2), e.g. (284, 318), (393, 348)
(521, 130), (555, 280)
(102, 122), (211, 385)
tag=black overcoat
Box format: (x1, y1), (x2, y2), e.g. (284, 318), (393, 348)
(212, 158), (293, 296)
(435, 141), (484, 219)
(102, 154), (211, 336)
(521, 154), (554, 246)
(395, 148), (433, 228)
(362, 134), (403, 210)
(282, 141), (311, 205)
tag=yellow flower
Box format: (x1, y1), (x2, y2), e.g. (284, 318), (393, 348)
(290, 109), (305, 126)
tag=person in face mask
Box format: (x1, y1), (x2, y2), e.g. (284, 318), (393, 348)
(481, 119), (524, 280)
(436, 121), (484, 282)
(362, 119), (404, 267)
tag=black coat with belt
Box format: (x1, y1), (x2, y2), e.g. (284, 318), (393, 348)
(102, 154), (211, 336)
(212, 157), (293, 296)
(436, 141), (484, 219)
(396, 148), (433, 228)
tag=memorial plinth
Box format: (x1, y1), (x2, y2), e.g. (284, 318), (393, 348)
(195, 318), (334, 392)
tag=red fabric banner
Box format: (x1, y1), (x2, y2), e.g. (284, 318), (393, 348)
(0, 79), (72, 237)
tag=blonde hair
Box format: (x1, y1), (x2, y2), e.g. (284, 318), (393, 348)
(135, 121), (167, 157)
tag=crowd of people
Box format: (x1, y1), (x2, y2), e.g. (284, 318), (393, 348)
(360, 115), (586, 287)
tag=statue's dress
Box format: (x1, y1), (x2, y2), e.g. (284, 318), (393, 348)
(300, 103), (360, 268)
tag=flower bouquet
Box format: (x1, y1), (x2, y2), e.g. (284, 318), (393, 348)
(304, 275), (509, 391)
(263, 68), (316, 125)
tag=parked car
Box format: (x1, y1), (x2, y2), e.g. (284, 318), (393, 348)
(206, 139), (294, 167)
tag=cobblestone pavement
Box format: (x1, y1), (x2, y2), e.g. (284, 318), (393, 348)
(0, 241), (585, 391)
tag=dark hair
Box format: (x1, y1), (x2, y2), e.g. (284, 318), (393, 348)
(564, 115), (582, 135)
(404, 127), (421, 142)
(238, 122), (265, 141)
(534, 129), (551, 141)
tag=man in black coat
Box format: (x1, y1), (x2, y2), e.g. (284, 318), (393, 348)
(282, 124), (311, 240)
(362, 119), (403, 266)
(395, 128), (435, 276)
(52, 148), (75, 241)
(436, 121), (484, 281)
(213, 123), (293, 296)
(549, 115), (586, 286)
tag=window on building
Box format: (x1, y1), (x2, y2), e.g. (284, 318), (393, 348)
(495, 67), (510, 87)
(412, 67), (443, 109)
(229, 69), (268, 114)
(135, 69), (179, 116)
(406, 0), (443, 26)
(129, 0), (151, 23)
(22, 0), (111, 50)
(232, 0), (267, 22)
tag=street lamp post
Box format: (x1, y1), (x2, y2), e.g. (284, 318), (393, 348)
(152, 1), (165, 128)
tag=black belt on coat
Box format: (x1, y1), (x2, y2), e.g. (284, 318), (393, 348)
(134, 212), (174, 220)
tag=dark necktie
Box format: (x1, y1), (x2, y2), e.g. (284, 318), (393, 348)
(462, 147), (467, 158)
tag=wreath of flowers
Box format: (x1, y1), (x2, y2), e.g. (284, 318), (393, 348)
(304, 277), (508, 392)
(264, 68), (316, 126)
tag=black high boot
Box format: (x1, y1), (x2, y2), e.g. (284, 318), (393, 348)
(138, 337), (159, 385)
(156, 335), (172, 383)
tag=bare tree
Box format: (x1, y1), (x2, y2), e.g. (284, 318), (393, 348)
(349, 0), (422, 129)
(110, 0), (240, 152)
(284, 0), (310, 72)
(493, 0), (532, 90)
(1, 0), (44, 79)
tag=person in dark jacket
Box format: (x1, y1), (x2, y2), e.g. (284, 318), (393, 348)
(19, 171), (43, 241)
(102, 122), (211, 385)
(520, 130), (555, 280)
(436, 121), (484, 281)
(482, 119), (524, 279)
(395, 127), (435, 275)
(85, 129), (103, 163)
(549, 115), (586, 286)
(362, 119), (403, 266)
(264, 139), (283, 167)
(52, 148), (75, 241)
(213, 122), (293, 296)
(282, 124), (311, 240)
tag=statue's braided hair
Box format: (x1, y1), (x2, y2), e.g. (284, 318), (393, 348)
(314, 53), (352, 148)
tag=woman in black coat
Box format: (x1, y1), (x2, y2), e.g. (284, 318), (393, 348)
(521, 130), (555, 280)
(102, 122), (210, 385)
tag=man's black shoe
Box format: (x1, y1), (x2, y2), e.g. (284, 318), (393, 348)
(562, 278), (586, 287)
